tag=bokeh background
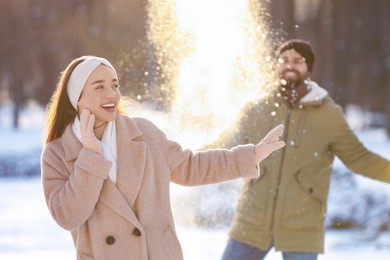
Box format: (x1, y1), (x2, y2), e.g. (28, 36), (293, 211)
(1, 0), (390, 131)
(1, 0), (390, 259)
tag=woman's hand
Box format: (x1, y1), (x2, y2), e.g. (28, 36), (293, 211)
(254, 124), (285, 164)
(80, 109), (102, 155)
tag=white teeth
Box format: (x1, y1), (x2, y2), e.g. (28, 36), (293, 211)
(101, 103), (115, 108)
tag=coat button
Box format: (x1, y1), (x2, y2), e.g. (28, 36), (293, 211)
(132, 228), (141, 237)
(106, 236), (115, 245)
(308, 187), (313, 193)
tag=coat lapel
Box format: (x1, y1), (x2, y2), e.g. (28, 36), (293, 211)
(100, 179), (141, 225)
(115, 116), (146, 208)
(62, 116), (147, 225)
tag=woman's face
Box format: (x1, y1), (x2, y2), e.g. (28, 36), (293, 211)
(77, 64), (121, 126)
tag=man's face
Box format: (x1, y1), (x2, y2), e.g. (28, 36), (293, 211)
(276, 49), (309, 88)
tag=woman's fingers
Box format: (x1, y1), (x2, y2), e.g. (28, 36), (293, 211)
(80, 109), (93, 135)
(80, 109), (89, 133)
(254, 124), (285, 163)
(80, 109), (95, 138)
(262, 124), (284, 144)
(78, 110), (102, 155)
(87, 114), (95, 134)
(267, 140), (286, 152)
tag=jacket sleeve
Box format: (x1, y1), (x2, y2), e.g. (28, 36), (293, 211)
(170, 142), (259, 186)
(41, 145), (112, 230)
(330, 105), (390, 183)
(140, 119), (259, 186)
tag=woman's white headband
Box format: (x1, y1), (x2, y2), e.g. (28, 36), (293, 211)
(67, 56), (117, 109)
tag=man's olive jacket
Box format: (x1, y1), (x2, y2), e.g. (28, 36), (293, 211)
(206, 82), (390, 253)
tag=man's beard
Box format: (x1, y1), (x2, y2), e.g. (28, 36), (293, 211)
(279, 69), (306, 89)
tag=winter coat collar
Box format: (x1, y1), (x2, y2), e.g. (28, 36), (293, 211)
(61, 115), (147, 211)
(62, 115), (143, 162)
(271, 80), (328, 108)
(299, 81), (328, 106)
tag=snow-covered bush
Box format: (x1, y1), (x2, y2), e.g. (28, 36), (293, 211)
(175, 167), (390, 236)
(0, 149), (41, 177)
(327, 168), (390, 236)
(172, 180), (243, 228)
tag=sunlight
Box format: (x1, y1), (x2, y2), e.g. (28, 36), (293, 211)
(146, 0), (273, 142)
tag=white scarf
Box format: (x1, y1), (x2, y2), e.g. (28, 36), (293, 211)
(72, 118), (118, 184)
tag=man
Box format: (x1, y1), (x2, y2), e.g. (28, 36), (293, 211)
(205, 39), (390, 260)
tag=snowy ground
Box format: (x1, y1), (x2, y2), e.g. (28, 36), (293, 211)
(1, 178), (390, 260)
(1, 103), (390, 259)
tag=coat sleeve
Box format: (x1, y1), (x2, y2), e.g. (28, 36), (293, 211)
(140, 119), (259, 186)
(41, 144), (112, 230)
(329, 105), (390, 183)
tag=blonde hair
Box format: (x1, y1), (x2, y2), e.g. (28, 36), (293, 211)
(44, 56), (128, 144)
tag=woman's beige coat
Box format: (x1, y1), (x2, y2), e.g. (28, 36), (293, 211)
(41, 115), (259, 260)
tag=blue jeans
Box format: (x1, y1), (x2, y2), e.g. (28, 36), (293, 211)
(221, 238), (318, 260)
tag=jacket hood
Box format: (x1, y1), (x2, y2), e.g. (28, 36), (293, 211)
(268, 80), (329, 108)
(299, 81), (328, 106)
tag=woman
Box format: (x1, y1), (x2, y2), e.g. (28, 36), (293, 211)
(41, 55), (285, 260)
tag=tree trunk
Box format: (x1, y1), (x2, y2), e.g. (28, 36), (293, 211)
(382, 1), (390, 137)
(267, 0), (296, 39)
(10, 74), (23, 129)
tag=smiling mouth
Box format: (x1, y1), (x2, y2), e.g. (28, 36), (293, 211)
(283, 70), (298, 76)
(101, 103), (116, 111)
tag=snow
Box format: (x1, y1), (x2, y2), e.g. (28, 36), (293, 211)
(1, 103), (390, 259)
(1, 177), (390, 259)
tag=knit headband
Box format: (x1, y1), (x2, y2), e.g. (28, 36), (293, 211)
(67, 56), (117, 109)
